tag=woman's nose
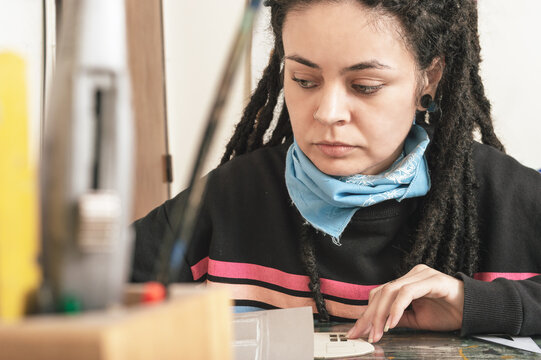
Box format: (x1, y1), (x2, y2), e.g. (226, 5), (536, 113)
(313, 84), (350, 125)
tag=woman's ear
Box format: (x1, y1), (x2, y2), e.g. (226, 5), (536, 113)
(417, 57), (445, 110)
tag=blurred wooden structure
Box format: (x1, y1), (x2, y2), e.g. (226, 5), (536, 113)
(0, 285), (232, 360)
(125, 0), (170, 221)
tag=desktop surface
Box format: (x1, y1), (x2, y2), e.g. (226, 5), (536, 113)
(315, 322), (541, 359)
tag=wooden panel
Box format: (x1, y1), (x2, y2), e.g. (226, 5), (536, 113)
(125, 0), (169, 221)
(0, 285), (233, 360)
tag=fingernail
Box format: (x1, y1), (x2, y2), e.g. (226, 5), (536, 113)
(384, 317), (391, 332)
(367, 329), (373, 343)
(346, 328), (354, 338)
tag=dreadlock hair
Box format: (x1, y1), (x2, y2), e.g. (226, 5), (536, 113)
(221, 0), (505, 319)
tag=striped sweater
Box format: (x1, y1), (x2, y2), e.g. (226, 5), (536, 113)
(132, 141), (541, 336)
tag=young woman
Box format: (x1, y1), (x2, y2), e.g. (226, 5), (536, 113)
(132, 0), (541, 344)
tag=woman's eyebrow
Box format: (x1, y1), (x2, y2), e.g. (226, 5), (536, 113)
(285, 54), (393, 73)
(285, 55), (320, 69)
(341, 60), (393, 73)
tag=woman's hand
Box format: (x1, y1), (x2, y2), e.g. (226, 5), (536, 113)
(346, 264), (464, 343)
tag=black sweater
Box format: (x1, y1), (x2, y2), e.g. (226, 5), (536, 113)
(132, 141), (541, 336)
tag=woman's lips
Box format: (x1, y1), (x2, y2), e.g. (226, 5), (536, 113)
(315, 142), (357, 157)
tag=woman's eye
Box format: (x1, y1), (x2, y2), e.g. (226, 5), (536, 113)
(292, 77), (317, 89)
(352, 84), (383, 95)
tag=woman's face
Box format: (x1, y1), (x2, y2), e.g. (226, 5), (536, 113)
(282, 1), (422, 176)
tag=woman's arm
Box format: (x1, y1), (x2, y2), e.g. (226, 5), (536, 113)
(346, 266), (541, 343)
(131, 186), (213, 283)
(459, 273), (541, 336)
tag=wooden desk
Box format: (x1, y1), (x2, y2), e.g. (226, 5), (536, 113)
(315, 323), (541, 359)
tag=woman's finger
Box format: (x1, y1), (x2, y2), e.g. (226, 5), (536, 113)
(346, 293), (380, 339)
(346, 316), (372, 339)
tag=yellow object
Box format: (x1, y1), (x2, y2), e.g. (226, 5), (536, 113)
(0, 52), (40, 322)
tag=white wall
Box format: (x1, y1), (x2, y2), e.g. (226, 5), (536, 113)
(478, 0), (541, 171)
(162, 0), (249, 195)
(251, 6), (273, 92)
(0, 0), (44, 161)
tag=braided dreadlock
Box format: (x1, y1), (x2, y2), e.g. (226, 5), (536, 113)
(221, 0), (504, 319)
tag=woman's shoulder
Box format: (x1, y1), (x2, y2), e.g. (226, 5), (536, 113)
(472, 141), (541, 193)
(134, 142), (292, 247)
(209, 142), (290, 183)
(472, 141), (539, 176)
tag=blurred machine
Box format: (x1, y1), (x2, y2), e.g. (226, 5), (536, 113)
(40, 0), (134, 312)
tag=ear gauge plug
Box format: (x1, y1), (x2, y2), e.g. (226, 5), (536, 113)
(420, 94), (434, 110)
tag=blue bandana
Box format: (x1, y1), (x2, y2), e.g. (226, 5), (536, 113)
(285, 124), (431, 244)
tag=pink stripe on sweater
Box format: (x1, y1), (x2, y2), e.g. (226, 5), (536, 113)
(199, 258), (378, 301)
(474, 272), (540, 282)
(208, 259), (309, 291)
(193, 260), (541, 298)
(191, 256), (209, 281)
(320, 278), (378, 300)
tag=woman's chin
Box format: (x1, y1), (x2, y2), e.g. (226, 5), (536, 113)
(312, 161), (366, 177)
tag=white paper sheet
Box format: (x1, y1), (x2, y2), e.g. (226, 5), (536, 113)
(473, 335), (541, 354)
